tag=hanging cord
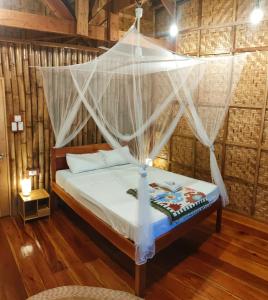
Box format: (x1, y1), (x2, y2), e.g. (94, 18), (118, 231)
(135, 0), (143, 33)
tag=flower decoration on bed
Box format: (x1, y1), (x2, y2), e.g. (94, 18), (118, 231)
(127, 183), (209, 223)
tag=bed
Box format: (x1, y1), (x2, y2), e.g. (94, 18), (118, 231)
(51, 143), (222, 297)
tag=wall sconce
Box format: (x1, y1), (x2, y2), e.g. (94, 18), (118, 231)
(21, 178), (32, 197)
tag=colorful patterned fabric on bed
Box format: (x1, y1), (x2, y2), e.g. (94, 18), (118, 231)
(127, 183), (209, 223)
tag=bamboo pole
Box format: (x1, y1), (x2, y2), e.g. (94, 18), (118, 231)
(23, 45), (33, 173)
(29, 45), (38, 189)
(9, 44), (23, 201)
(82, 50), (88, 145)
(1, 44), (16, 214)
(15, 45), (27, 178)
(41, 47), (50, 190)
(35, 47), (45, 189)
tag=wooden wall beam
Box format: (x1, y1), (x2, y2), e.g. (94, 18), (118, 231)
(0, 9), (105, 41)
(108, 12), (119, 41)
(41, 0), (74, 20)
(76, 0), (89, 36)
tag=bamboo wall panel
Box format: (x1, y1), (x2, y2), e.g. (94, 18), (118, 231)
(224, 146), (257, 183)
(200, 27), (233, 55)
(177, 31), (199, 55)
(255, 186), (268, 221)
(155, 0), (268, 221)
(237, 0), (268, 23)
(201, 0), (234, 26)
(225, 180), (254, 215)
(195, 142), (222, 171)
(263, 110), (268, 147)
(236, 21), (268, 49)
(0, 41), (98, 213)
(232, 52), (268, 108)
(227, 108), (262, 147)
(177, 0), (199, 30)
(153, 158), (169, 170)
(170, 162), (194, 177)
(258, 151), (268, 185)
(171, 136), (194, 166)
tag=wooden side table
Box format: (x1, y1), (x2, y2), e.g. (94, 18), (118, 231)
(18, 189), (50, 224)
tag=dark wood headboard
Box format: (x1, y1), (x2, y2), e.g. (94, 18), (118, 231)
(51, 143), (111, 181)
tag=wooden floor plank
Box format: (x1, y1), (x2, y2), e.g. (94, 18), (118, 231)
(0, 207), (267, 299)
(0, 221), (27, 300)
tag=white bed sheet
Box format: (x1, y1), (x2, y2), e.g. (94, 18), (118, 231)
(56, 164), (220, 241)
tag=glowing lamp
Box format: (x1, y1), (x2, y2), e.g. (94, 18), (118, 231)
(169, 23), (178, 37)
(145, 158), (153, 167)
(21, 178), (32, 197)
(250, 7), (263, 24)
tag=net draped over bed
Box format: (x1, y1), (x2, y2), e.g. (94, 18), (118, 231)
(39, 23), (246, 265)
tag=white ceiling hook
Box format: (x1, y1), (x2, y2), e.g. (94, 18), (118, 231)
(135, 7), (143, 19)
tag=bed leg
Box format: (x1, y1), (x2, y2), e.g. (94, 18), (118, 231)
(135, 263), (146, 297)
(216, 204), (222, 233)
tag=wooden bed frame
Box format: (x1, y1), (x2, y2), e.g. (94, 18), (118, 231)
(51, 143), (222, 297)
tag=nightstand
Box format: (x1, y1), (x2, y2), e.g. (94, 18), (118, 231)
(18, 189), (50, 224)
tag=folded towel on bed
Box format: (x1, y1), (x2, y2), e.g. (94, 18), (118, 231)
(127, 183), (209, 223)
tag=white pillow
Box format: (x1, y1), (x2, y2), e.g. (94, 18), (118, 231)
(66, 152), (106, 174)
(99, 146), (133, 167)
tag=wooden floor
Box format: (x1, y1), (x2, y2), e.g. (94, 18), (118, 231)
(0, 205), (267, 300)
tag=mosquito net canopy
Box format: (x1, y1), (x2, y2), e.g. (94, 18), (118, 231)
(40, 22), (246, 265)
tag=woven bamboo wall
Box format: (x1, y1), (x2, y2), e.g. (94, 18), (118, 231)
(0, 41), (100, 213)
(154, 0), (268, 222)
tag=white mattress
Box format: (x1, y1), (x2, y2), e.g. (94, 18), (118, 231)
(56, 164), (219, 241)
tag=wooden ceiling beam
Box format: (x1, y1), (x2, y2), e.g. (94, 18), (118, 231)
(0, 9), (105, 41)
(160, 0), (176, 16)
(41, 0), (74, 19)
(76, 0), (89, 36)
(113, 0), (149, 12)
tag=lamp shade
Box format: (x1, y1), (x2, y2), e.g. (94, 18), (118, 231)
(21, 178), (32, 196)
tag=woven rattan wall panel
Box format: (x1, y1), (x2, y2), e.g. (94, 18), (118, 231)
(201, 0), (234, 26)
(232, 52), (268, 108)
(237, 0), (268, 22)
(195, 142), (222, 171)
(177, 31), (199, 55)
(225, 146), (257, 183)
(174, 117), (194, 137)
(153, 158), (169, 170)
(158, 143), (170, 160)
(236, 21), (268, 49)
(154, 0), (268, 221)
(200, 27), (233, 55)
(255, 187), (268, 221)
(170, 162), (194, 177)
(258, 151), (268, 185)
(227, 108), (262, 147)
(262, 111), (268, 148)
(177, 0), (199, 30)
(195, 170), (212, 182)
(171, 136), (194, 166)
(225, 180), (254, 215)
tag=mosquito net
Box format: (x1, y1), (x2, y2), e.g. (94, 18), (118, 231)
(39, 22), (246, 265)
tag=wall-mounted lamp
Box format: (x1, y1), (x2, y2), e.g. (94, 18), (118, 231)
(169, 23), (178, 38)
(250, 0), (263, 24)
